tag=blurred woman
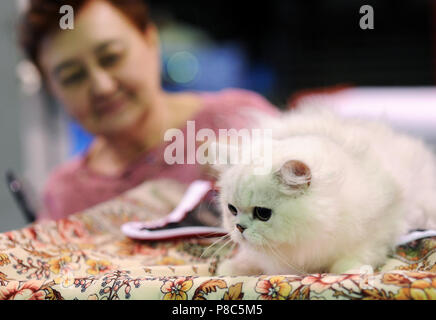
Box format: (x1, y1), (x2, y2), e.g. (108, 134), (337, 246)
(18, 0), (278, 220)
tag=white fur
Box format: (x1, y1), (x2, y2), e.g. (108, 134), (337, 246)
(216, 107), (436, 275)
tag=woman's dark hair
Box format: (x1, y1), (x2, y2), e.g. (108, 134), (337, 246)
(18, 0), (150, 70)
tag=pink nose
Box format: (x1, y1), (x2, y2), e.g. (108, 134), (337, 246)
(236, 224), (246, 233)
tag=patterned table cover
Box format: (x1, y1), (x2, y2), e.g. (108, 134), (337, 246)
(1, 179), (435, 300)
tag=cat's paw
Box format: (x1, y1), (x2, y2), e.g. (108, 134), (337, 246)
(217, 259), (263, 276)
(342, 268), (363, 275)
(329, 258), (366, 275)
(216, 259), (238, 276)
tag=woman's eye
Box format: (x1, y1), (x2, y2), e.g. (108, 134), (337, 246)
(228, 204), (238, 216)
(61, 70), (87, 86)
(99, 53), (122, 68)
(253, 207), (272, 222)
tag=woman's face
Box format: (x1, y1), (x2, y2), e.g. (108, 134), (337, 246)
(39, 0), (161, 135)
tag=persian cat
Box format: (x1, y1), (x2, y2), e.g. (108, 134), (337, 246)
(215, 107), (436, 275)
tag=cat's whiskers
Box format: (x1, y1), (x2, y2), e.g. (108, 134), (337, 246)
(200, 234), (230, 259)
(211, 237), (234, 260)
(262, 240), (284, 268)
(200, 235), (229, 257)
(263, 239), (309, 276)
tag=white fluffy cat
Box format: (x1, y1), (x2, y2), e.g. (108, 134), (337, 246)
(215, 107), (436, 275)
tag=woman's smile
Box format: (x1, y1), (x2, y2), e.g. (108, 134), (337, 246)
(94, 92), (129, 117)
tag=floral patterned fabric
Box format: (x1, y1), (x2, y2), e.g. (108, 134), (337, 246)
(0, 179), (435, 300)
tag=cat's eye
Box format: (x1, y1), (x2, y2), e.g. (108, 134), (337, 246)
(253, 207), (272, 221)
(228, 204), (238, 216)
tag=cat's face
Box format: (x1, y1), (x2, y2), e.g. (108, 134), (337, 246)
(217, 136), (348, 252)
(218, 156), (317, 250)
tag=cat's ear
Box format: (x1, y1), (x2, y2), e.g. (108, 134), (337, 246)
(276, 160), (311, 189)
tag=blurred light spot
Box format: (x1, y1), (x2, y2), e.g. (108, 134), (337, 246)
(16, 60), (42, 95)
(167, 51), (199, 84)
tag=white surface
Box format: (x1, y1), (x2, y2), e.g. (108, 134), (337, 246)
(298, 87), (436, 145)
(121, 223), (226, 240)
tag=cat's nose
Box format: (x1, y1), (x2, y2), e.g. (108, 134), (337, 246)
(236, 224), (246, 233)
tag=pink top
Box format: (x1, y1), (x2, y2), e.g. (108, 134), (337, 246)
(40, 89), (279, 221)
